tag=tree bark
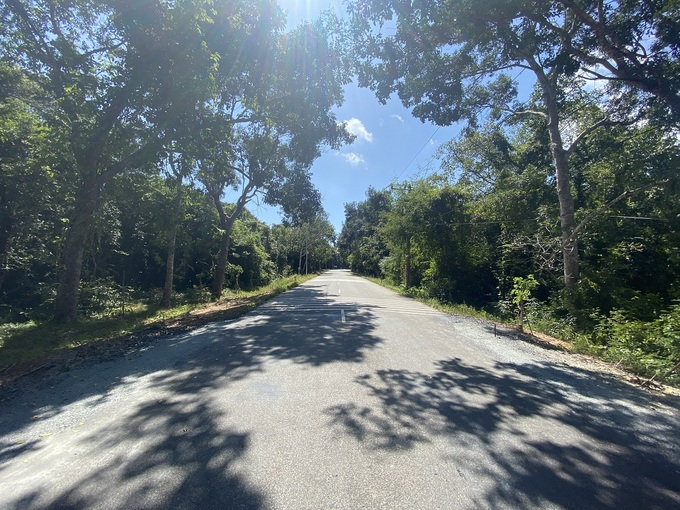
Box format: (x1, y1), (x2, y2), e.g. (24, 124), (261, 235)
(298, 244), (304, 274)
(532, 63), (579, 288)
(160, 228), (177, 308)
(549, 124), (579, 287)
(210, 196), (245, 300)
(160, 183), (183, 308)
(54, 171), (100, 322)
(212, 226), (233, 300)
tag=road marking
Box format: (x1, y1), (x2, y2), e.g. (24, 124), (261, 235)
(341, 309), (346, 323)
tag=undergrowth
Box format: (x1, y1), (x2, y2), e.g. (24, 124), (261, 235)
(368, 276), (680, 388)
(0, 274), (313, 372)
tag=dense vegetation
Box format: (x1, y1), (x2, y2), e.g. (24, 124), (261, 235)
(1, 0), (679, 384)
(339, 0), (680, 384)
(1, 0), (345, 328)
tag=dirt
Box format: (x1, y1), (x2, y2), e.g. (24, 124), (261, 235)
(501, 324), (680, 397)
(0, 297), (259, 389)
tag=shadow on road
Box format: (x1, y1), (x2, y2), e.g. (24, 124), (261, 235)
(325, 357), (680, 509)
(0, 284), (382, 509)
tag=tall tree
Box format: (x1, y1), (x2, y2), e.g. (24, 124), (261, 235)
(345, 0), (679, 293)
(556, 0), (680, 122)
(159, 150), (192, 308)
(198, 129), (284, 299)
(1, 0), (287, 321)
(338, 187), (391, 276)
(193, 18), (352, 299)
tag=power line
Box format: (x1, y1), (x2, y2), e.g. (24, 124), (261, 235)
(389, 126), (441, 185)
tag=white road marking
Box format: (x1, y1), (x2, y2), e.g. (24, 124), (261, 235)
(341, 309), (346, 323)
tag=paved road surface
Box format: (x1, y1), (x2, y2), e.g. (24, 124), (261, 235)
(1, 270), (679, 509)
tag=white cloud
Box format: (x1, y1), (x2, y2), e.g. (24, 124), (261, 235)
(391, 114), (404, 123)
(344, 118), (373, 142)
(341, 152), (366, 166)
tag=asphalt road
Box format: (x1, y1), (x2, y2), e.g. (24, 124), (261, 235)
(1, 270), (679, 509)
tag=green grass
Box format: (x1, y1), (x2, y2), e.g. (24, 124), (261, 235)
(366, 276), (578, 347)
(0, 274), (314, 372)
(365, 277), (502, 323)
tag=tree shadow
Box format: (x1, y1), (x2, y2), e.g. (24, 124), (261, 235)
(1, 284), (383, 508)
(325, 357), (680, 508)
(12, 395), (262, 509)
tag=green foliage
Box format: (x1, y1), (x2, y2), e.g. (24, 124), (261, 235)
(511, 275), (539, 331)
(338, 187), (391, 275)
(341, 110), (679, 384)
(511, 275), (538, 307)
(0, 274), (313, 370)
(588, 305), (680, 385)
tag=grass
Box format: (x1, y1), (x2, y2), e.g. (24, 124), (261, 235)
(0, 274), (314, 373)
(365, 277), (502, 322)
(367, 277), (585, 350)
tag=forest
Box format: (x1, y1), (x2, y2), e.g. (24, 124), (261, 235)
(337, 0), (680, 384)
(1, 1), (679, 383)
(1, 0), (346, 328)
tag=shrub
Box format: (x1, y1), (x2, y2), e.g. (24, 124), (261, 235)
(590, 304), (680, 384)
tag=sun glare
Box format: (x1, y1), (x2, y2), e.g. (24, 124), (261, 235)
(278, 0), (340, 26)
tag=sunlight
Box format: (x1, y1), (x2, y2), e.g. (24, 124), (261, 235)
(277, 0), (340, 26)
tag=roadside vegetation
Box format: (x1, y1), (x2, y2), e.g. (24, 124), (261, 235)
(1, 2), (679, 388)
(335, 1), (680, 388)
(0, 274), (314, 374)
(369, 276), (680, 388)
(1, 1), (343, 375)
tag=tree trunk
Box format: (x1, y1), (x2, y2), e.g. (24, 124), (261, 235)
(532, 63), (579, 288)
(212, 230), (232, 299)
(0, 182), (13, 297)
(210, 195), (244, 300)
(297, 228), (305, 273)
(54, 172), (100, 322)
(160, 228), (177, 308)
(160, 183), (183, 308)
(546, 110), (579, 287)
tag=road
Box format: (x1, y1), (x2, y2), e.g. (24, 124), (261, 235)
(1, 270), (679, 509)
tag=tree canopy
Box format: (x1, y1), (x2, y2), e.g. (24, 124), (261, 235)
(345, 0), (679, 293)
(1, 0), (679, 383)
(1, 0), (350, 320)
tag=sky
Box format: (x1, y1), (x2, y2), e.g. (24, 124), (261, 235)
(243, 0), (465, 235)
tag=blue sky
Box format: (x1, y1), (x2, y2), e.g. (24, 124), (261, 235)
(244, 0), (464, 234)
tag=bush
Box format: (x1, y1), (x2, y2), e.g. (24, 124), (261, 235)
(590, 304), (680, 384)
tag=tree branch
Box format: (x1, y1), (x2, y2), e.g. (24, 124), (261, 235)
(511, 109), (549, 119)
(565, 117), (611, 155)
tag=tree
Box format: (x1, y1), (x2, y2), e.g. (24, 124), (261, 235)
(438, 120), (560, 294)
(192, 18), (352, 299)
(338, 187), (391, 275)
(2, 0), (283, 321)
(557, 0), (680, 122)
(198, 128), (286, 299)
(292, 214), (335, 274)
(345, 0), (679, 294)
(0, 61), (66, 316)
(158, 150), (192, 308)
